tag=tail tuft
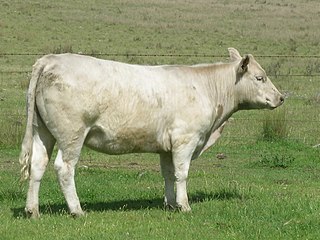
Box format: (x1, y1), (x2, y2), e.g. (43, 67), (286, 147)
(19, 143), (32, 181)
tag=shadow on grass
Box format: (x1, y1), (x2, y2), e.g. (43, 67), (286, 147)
(11, 190), (246, 218)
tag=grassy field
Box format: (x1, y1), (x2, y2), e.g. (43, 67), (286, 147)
(1, 0), (320, 239)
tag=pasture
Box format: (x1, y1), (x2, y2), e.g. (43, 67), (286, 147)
(0, 0), (320, 239)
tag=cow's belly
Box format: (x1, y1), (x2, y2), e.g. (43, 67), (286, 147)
(84, 125), (164, 155)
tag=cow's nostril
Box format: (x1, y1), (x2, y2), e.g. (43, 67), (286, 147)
(280, 96), (285, 103)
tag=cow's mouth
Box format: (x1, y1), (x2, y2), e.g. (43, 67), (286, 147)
(266, 96), (284, 109)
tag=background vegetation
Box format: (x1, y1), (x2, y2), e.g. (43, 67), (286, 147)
(0, 0), (319, 239)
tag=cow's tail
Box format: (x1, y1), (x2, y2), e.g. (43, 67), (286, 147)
(19, 60), (45, 181)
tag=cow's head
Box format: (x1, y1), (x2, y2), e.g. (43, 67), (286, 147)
(228, 48), (284, 110)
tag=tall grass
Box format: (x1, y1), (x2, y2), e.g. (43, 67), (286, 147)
(0, 115), (24, 148)
(49, 44), (74, 54)
(261, 108), (288, 141)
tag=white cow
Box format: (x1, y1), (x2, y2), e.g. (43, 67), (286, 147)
(19, 48), (284, 218)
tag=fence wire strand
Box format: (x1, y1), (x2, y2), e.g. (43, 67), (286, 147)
(1, 52), (320, 58)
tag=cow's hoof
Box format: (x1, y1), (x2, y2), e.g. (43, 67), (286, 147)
(164, 203), (175, 211)
(176, 204), (191, 212)
(25, 208), (40, 219)
(70, 211), (86, 218)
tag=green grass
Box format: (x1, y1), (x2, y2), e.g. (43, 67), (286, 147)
(1, 0), (320, 239)
(1, 144), (320, 239)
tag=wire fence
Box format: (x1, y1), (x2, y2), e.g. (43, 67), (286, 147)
(1, 52), (320, 58)
(0, 53), (320, 155)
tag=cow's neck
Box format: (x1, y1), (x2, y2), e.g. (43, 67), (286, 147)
(202, 63), (238, 126)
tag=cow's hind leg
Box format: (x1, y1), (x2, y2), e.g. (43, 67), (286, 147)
(54, 136), (86, 217)
(160, 153), (175, 209)
(25, 122), (55, 218)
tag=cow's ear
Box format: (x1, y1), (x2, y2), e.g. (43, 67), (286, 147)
(238, 55), (250, 74)
(228, 47), (242, 61)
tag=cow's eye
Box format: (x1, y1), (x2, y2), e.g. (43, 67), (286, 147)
(255, 76), (264, 81)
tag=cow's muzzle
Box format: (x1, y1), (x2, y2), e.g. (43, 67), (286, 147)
(266, 94), (284, 109)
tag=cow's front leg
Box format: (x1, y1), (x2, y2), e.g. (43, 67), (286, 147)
(174, 167), (191, 212)
(172, 145), (194, 212)
(160, 153), (175, 209)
